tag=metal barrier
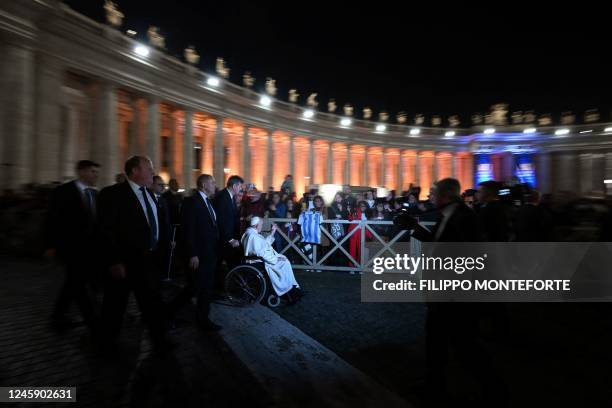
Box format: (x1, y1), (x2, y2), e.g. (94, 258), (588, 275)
(266, 217), (436, 273)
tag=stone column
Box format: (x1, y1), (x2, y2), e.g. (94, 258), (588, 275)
(536, 152), (551, 194)
(288, 134), (295, 184)
(380, 149), (386, 187)
(308, 138), (314, 186)
(128, 98), (140, 157)
(93, 82), (120, 186)
(266, 129), (274, 190)
(59, 103), (80, 179)
(579, 152), (593, 194)
(34, 54), (63, 183)
(345, 145), (351, 186)
(557, 152), (577, 192)
(213, 117), (224, 184)
(242, 126), (251, 183)
(415, 151), (421, 187)
(363, 147), (369, 187)
(432, 151), (439, 183)
(605, 152), (612, 195)
(397, 151), (404, 193)
(451, 153), (458, 179)
(182, 108), (194, 188)
(327, 142), (333, 184)
(145, 96), (161, 168)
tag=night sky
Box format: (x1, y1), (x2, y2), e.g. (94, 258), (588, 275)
(65, 1), (611, 124)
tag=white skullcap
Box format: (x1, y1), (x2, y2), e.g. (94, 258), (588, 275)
(250, 216), (261, 227)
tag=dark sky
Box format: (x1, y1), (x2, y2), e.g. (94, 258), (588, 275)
(65, 1), (611, 124)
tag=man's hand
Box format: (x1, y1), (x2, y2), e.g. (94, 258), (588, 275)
(109, 263), (126, 280)
(188, 256), (199, 270)
(170, 241), (177, 250)
(271, 224), (278, 235)
(229, 239), (240, 248)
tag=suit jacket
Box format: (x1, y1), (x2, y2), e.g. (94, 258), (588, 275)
(213, 189), (239, 244)
(44, 180), (98, 260)
(478, 200), (511, 242)
(181, 193), (219, 261)
(412, 201), (483, 242)
(97, 181), (169, 267)
(161, 190), (184, 226)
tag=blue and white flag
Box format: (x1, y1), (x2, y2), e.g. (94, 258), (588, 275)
(298, 211), (322, 244)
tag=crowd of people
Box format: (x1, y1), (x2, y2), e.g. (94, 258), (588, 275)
(5, 155), (612, 398)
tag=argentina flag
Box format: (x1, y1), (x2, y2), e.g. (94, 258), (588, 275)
(298, 211), (322, 244)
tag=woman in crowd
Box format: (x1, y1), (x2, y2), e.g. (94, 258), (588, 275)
(347, 200), (372, 270)
(327, 192), (349, 266)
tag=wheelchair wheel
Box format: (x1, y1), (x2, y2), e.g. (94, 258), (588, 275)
(266, 293), (281, 308)
(225, 265), (267, 306)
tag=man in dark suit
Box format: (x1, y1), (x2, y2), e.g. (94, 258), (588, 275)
(477, 180), (512, 242)
(161, 178), (184, 227)
(97, 156), (172, 351)
(394, 178), (504, 405)
(169, 174), (221, 331)
(213, 175), (244, 288)
(45, 160), (101, 331)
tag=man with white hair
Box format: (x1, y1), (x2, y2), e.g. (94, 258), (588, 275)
(241, 216), (303, 303)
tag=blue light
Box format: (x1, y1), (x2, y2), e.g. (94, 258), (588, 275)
(514, 154), (536, 187)
(475, 154), (494, 185)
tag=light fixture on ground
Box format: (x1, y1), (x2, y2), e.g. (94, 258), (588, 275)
(484, 128), (495, 135)
(523, 128), (536, 134)
(445, 131), (455, 137)
(260, 95), (272, 107)
(409, 128), (420, 136)
(134, 44), (150, 57)
(605, 127), (612, 132)
(206, 76), (220, 87)
(375, 124), (386, 132)
(303, 109), (315, 119)
(580, 130), (593, 134)
(555, 128), (570, 136)
(340, 118), (352, 127)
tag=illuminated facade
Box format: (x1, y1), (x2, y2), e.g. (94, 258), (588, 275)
(2, 1), (612, 197)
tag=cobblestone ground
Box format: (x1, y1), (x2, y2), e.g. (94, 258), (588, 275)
(276, 270), (612, 407)
(0, 258), (270, 408)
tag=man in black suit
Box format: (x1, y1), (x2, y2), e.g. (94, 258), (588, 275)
(477, 180), (512, 242)
(161, 178), (184, 227)
(169, 174), (221, 331)
(213, 175), (244, 287)
(45, 160), (101, 331)
(394, 178), (504, 404)
(97, 156), (172, 351)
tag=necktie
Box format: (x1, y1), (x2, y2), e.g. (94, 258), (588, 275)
(84, 188), (96, 216)
(140, 186), (158, 249)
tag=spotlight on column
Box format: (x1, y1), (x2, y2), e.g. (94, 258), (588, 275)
(580, 130), (593, 134)
(605, 127), (612, 132)
(605, 179), (612, 184)
(303, 109), (315, 119)
(340, 118), (352, 127)
(134, 44), (150, 57)
(555, 128), (570, 136)
(483, 128), (495, 135)
(375, 124), (386, 132)
(444, 131), (456, 137)
(409, 128), (420, 136)
(206, 76), (220, 87)
(523, 128), (537, 134)
(260, 95), (272, 107)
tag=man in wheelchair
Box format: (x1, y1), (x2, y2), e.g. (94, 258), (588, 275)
(241, 216), (304, 304)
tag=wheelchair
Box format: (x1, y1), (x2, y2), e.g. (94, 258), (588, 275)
(224, 256), (282, 308)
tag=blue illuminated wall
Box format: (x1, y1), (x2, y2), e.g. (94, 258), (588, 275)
(514, 154), (536, 187)
(475, 154), (493, 185)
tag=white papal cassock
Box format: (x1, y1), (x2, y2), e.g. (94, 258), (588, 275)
(241, 227), (300, 296)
